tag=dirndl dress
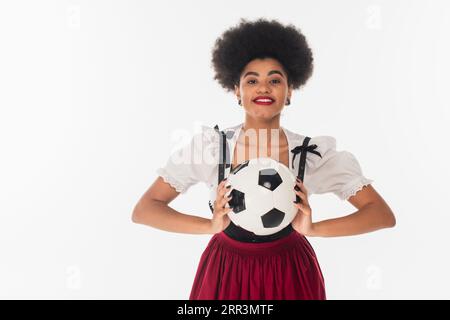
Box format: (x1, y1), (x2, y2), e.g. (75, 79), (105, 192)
(189, 228), (326, 300)
(189, 125), (326, 300)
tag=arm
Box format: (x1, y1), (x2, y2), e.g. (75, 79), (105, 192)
(310, 184), (396, 237)
(131, 177), (212, 234)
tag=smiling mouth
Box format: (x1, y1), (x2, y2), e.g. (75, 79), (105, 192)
(253, 98), (275, 105)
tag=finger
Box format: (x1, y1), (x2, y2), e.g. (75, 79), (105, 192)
(296, 179), (308, 193)
(217, 187), (232, 204)
(217, 180), (230, 197)
(224, 185), (233, 197)
(295, 179), (308, 195)
(294, 180), (307, 204)
(219, 193), (232, 208)
(293, 201), (306, 213)
(294, 186), (307, 199)
(215, 184), (223, 198)
(218, 178), (227, 190)
(217, 205), (233, 217)
(217, 194), (232, 208)
(293, 201), (303, 210)
(293, 201), (311, 216)
(294, 189), (307, 203)
(219, 177), (228, 188)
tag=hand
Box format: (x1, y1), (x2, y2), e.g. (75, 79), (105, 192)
(209, 178), (232, 234)
(292, 178), (315, 236)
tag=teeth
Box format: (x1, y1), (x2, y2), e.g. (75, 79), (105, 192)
(255, 99), (273, 102)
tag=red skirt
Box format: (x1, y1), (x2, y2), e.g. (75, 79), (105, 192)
(189, 230), (326, 300)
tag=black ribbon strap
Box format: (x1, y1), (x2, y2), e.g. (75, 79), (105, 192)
(210, 124), (231, 213)
(214, 124), (228, 185)
(290, 137), (322, 205)
(290, 139), (322, 182)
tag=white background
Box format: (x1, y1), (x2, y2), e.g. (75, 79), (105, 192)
(1, 0), (449, 299)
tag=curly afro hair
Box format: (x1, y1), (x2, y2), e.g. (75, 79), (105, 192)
(211, 18), (314, 92)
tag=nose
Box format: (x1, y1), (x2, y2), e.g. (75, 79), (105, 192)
(256, 82), (271, 94)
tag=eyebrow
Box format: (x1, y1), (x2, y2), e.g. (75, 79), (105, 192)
(243, 70), (285, 78)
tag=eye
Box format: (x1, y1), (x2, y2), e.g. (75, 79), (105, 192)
(247, 78), (281, 85)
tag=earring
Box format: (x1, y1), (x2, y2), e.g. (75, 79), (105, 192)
(238, 99), (242, 106)
(286, 98), (291, 106)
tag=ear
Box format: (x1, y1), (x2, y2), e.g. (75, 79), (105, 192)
(234, 84), (240, 99)
(287, 83), (293, 99)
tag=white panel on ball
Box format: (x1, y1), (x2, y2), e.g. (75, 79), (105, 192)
(225, 157), (298, 235)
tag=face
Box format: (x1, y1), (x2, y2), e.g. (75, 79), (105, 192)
(234, 57), (293, 121)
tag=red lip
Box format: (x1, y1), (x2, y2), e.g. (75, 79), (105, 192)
(253, 96), (275, 105)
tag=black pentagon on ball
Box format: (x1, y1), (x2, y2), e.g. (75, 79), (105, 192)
(258, 168), (282, 191)
(228, 189), (245, 213)
(261, 208), (285, 228)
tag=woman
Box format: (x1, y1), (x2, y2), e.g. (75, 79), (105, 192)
(132, 18), (396, 300)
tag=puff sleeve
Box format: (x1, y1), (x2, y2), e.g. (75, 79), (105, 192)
(156, 126), (219, 194)
(308, 136), (374, 201)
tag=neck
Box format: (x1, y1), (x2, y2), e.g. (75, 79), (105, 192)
(238, 115), (287, 150)
(242, 114), (281, 132)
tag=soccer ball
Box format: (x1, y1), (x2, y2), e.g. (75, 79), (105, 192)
(223, 157), (298, 236)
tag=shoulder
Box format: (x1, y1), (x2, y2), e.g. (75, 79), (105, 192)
(282, 126), (336, 150)
(184, 123), (242, 166)
(283, 126), (337, 169)
(156, 125), (224, 192)
(283, 126), (373, 200)
(198, 122), (241, 148)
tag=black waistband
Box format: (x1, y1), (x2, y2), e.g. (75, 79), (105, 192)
(223, 221), (294, 243)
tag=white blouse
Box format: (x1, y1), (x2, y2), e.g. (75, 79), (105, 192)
(156, 123), (373, 201)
